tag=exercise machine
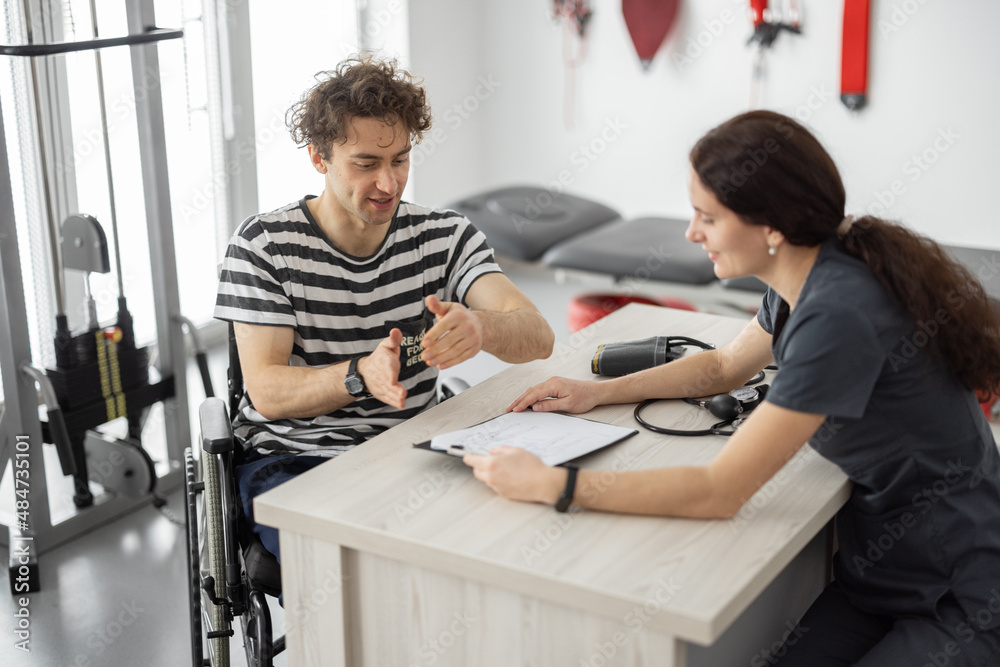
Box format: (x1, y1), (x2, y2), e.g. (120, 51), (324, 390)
(0, 0), (196, 592)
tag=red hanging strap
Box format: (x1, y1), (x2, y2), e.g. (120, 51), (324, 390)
(746, 0), (800, 109)
(553, 0), (592, 37)
(553, 0), (592, 128)
(841, 0), (870, 111)
(749, 0), (769, 28)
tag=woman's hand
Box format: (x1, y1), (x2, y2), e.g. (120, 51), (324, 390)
(506, 376), (607, 414)
(463, 447), (566, 505)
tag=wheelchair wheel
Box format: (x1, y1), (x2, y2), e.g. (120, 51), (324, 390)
(243, 589), (274, 667)
(201, 449), (232, 666)
(184, 448), (204, 667)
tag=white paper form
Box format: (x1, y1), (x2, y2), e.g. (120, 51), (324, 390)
(429, 411), (636, 466)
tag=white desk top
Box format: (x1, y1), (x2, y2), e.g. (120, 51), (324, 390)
(255, 305), (850, 645)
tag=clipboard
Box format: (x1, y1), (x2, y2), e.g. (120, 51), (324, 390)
(414, 410), (638, 466)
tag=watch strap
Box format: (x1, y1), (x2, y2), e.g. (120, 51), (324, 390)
(345, 356), (366, 397)
(555, 464), (578, 513)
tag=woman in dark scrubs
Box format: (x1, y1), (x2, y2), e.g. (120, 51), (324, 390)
(463, 110), (1000, 666)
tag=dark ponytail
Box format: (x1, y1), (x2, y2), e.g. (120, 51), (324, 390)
(840, 217), (1000, 392)
(691, 110), (1000, 393)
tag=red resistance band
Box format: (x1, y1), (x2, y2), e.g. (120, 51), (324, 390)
(841, 0), (870, 111)
(749, 0), (768, 28)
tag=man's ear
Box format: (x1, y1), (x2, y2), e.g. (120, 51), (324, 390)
(307, 144), (328, 174)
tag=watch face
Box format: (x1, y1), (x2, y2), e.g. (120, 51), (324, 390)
(729, 386), (759, 403)
(346, 374), (365, 397)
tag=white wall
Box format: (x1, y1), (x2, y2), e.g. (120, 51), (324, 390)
(409, 0), (1000, 249)
(249, 1), (360, 213)
(407, 0), (487, 204)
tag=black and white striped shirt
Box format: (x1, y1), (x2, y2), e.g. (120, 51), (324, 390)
(214, 197), (501, 457)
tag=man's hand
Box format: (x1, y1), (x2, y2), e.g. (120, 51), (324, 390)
(507, 377), (607, 414)
(420, 295), (484, 370)
(358, 328), (407, 409)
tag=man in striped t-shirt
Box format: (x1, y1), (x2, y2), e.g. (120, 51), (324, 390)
(214, 57), (554, 561)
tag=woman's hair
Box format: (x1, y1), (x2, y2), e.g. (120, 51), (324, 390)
(287, 55), (432, 161)
(690, 110), (1000, 393)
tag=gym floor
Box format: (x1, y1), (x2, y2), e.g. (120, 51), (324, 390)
(0, 261), (788, 667)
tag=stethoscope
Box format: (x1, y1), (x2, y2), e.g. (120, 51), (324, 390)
(631, 336), (776, 436)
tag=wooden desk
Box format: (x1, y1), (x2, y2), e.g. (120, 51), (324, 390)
(255, 305), (850, 667)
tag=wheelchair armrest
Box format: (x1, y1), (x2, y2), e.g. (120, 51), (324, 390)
(200, 397), (235, 454)
(437, 376), (471, 402)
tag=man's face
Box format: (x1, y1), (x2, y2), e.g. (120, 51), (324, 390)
(313, 116), (411, 228)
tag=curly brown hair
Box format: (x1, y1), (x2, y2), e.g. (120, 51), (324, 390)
(691, 110), (1000, 394)
(286, 56), (432, 161)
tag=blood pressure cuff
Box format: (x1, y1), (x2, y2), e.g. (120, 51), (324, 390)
(591, 336), (684, 376)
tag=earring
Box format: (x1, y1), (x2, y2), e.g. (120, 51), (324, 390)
(768, 244), (776, 256)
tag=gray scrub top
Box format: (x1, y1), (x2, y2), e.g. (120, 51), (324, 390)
(757, 238), (1000, 630)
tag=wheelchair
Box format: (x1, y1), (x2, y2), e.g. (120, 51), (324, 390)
(184, 324), (468, 666)
(184, 323), (280, 667)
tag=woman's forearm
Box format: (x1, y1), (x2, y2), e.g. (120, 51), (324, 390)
(539, 465), (734, 519)
(596, 347), (738, 405)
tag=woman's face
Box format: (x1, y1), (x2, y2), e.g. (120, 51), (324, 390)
(686, 167), (771, 280)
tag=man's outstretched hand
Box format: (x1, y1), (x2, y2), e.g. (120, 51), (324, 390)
(358, 328), (407, 409)
(421, 295), (484, 370)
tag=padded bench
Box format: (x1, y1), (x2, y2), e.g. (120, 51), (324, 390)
(721, 245), (1000, 298)
(541, 216), (718, 285)
(443, 185), (621, 261)
(721, 245), (1000, 297)
(722, 276), (768, 292)
(944, 245), (1000, 302)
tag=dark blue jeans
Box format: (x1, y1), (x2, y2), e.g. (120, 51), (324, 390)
(772, 582), (1000, 667)
(235, 452), (327, 563)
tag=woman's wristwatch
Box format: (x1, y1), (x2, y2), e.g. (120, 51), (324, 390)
(555, 464), (578, 513)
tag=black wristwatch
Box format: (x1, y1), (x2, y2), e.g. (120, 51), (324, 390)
(555, 465), (578, 513)
(344, 356), (367, 398)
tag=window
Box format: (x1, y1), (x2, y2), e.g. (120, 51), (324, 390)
(0, 0), (411, 404)
(0, 0), (228, 382)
